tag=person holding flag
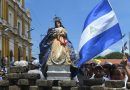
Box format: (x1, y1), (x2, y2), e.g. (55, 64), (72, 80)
(76, 0), (123, 67)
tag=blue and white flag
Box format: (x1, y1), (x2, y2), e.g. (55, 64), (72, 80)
(76, 0), (123, 67)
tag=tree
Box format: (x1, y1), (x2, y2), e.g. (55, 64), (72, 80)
(95, 56), (105, 59)
(104, 52), (123, 59)
(95, 52), (130, 59)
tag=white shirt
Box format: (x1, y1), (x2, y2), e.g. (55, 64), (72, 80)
(123, 75), (128, 88)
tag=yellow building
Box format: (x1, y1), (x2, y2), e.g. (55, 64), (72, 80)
(0, 0), (32, 64)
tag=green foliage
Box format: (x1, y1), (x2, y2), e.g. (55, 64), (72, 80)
(104, 52), (123, 59)
(95, 52), (129, 59)
(95, 56), (105, 59)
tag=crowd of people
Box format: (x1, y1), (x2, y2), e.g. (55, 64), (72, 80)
(0, 56), (45, 80)
(78, 58), (130, 88)
(0, 57), (8, 80)
(0, 55), (130, 89)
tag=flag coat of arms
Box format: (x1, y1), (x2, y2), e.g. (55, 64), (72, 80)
(76, 0), (123, 67)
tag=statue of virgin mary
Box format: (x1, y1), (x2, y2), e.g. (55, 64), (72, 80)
(39, 17), (77, 76)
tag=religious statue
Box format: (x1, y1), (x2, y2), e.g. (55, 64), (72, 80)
(47, 17), (72, 65)
(39, 17), (77, 77)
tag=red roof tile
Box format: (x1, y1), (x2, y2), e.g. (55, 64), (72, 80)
(88, 59), (130, 65)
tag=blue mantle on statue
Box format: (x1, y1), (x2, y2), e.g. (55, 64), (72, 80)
(39, 28), (77, 67)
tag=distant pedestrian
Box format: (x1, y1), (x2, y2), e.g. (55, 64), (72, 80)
(14, 60), (28, 67)
(1, 57), (8, 74)
(28, 60), (44, 79)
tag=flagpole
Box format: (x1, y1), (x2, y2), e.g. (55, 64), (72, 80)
(121, 36), (125, 61)
(129, 32), (130, 56)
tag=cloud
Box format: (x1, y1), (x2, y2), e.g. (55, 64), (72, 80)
(100, 49), (114, 56)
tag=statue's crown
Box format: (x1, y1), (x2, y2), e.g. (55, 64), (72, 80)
(53, 16), (61, 22)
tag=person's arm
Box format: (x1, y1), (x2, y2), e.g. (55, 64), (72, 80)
(39, 71), (44, 79)
(120, 60), (130, 81)
(125, 66), (130, 82)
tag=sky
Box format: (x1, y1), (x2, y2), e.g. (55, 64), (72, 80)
(25, 0), (130, 59)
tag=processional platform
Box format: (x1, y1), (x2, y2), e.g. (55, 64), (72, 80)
(47, 65), (71, 80)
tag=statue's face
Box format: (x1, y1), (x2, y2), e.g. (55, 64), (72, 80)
(56, 21), (61, 27)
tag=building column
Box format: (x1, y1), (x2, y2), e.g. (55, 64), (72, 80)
(5, 0), (8, 22)
(28, 23), (30, 39)
(2, 0), (5, 19)
(5, 36), (6, 56)
(2, 35), (5, 57)
(22, 17), (25, 37)
(22, 0), (24, 8)
(0, 31), (2, 64)
(9, 38), (14, 61)
(23, 45), (26, 60)
(14, 5), (17, 29)
(2, 0), (8, 21)
(14, 40), (18, 61)
(29, 47), (32, 61)
(6, 36), (9, 66)
(0, 31), (2, 52)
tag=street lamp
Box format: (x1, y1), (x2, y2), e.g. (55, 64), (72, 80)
(27, 28), (34, 33)
(2, 27), (10, 36)
(4, 27), (9, 32)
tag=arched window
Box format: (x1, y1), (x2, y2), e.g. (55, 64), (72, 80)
(10, 50), (13, 62)
(10, 50), (14, 66)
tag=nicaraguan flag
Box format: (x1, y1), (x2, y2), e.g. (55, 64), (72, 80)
(76, 0), (123, 67)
